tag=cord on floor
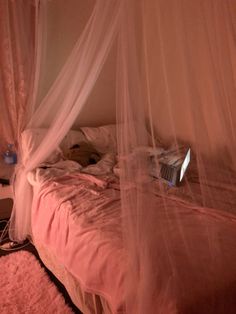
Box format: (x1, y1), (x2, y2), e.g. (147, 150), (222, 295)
(0, 220), (30, 252)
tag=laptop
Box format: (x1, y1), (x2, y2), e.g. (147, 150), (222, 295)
(150, 147), (191, 186)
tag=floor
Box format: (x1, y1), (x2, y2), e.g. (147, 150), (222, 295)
(0, 220), (82, 314)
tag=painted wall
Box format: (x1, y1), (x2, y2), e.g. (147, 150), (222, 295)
(37, 0), (116, 127)
(38, 0), (236, 167)
(142, 0), (236, 166)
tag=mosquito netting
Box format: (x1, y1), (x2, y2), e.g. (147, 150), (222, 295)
(5, 0), (236, 313)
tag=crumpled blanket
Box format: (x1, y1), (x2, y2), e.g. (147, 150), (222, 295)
(31, 169), (124, 313)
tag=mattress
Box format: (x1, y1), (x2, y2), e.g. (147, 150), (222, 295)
(34, 239), (113, 314)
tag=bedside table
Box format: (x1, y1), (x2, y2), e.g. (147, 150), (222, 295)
(0, 159), (14, 219)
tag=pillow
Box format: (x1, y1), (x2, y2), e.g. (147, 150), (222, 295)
(82, 152), (116, 176)
(60, 129), (88, 155)
(21, 128), (90, 167)
(21, 128), (63, 166)
(81, 124), (117, 154)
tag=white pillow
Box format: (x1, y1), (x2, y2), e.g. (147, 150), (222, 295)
(60, 129), (87, 154)
(21, 128), (63, 166)
(81, 124), (117, 154)
(21, 128), (88, 166)
(21, 126), (115, 167)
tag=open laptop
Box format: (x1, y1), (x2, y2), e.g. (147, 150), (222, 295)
(150, 147), (191, 186)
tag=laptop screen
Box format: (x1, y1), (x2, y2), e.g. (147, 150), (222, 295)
(180, 148), (190, 182)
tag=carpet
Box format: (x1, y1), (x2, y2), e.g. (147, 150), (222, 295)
(0, 250), (73, 314)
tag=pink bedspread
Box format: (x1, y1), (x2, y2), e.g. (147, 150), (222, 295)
(31, 172), (124, 313)
(31, 169), (236, 313)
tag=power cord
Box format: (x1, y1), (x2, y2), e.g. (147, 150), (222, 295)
(0, 220), (10, 244)
(0, 240), (29, 251)
(0, 220), (30, 252)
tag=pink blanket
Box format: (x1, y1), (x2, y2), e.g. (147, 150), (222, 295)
(31, 172), (124, 313)
(31, 169), (236, 313)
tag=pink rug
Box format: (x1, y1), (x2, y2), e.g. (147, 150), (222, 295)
(0, 250), (73, 314)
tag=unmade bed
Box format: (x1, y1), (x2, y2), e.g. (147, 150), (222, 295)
(30, 170), (124, 313)
(24, 127), (236, 314)
(29, 168), (236, 314)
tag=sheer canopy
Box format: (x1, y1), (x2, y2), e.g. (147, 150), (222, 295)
(5, 0), (236, 313)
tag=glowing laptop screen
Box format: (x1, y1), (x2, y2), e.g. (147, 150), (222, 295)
(180, 148), (190, 182)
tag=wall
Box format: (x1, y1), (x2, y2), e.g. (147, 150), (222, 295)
(142, 0), (236, 166)
(37, 0), (116, 127)
(36, 0), (236, 168)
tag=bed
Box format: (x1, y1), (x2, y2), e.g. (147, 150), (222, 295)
(30, 170), (124, 314)
(22, 126), (236, 314)
(23, 125), (124, 313)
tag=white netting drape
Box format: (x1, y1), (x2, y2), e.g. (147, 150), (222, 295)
(9, 0), (122, 241)
(7, 0), (236, 313)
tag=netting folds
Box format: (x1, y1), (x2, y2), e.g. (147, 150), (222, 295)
(9, 0), (122, 242)
(7, 0), (236, 313)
